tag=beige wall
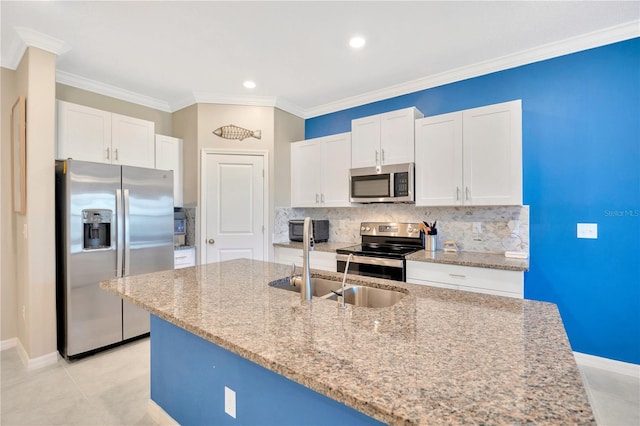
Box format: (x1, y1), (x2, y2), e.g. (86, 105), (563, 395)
(0, 48), (58, 357)
(1, 67), (18, 342)
(56, 83), (173, 135)
(172, 105), (198, 206)
(274, 108), (304, 207)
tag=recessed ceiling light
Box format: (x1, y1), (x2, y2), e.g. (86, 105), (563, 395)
(243, 80), (256, 89)
(349, 36), (366, 49)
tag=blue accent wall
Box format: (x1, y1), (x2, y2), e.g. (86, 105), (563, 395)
(306, 39), (640, 364)
(150, 316), (384, 425)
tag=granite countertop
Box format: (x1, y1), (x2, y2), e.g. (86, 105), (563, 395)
(101, 259), (591, 425)
(274, 241), (529, 271)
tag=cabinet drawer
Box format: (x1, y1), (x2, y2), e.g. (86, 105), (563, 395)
(174, 248), (196, 269)
(406, 260), (523, 298)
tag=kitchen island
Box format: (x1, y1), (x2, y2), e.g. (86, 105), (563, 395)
(100, 259), (594, 425)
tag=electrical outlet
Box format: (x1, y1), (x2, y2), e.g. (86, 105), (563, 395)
(472, 222), (482, 234)
(577, 223), (598, 239)
(224, 386), (236, 419)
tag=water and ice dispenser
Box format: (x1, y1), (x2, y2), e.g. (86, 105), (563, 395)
(82, 209), (112, 250)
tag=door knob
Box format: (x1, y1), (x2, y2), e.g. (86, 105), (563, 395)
(208, 239), (215, 244)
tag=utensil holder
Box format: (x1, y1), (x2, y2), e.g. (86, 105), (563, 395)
(425, 235), (437, 252)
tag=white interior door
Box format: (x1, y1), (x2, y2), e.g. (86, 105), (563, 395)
(204, 153), (265, 264)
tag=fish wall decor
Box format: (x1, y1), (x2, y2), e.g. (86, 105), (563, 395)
(212, 124), (262, 141)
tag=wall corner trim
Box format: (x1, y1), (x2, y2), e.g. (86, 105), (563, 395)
(15, 339), (59, 370)
(574, 351), (640, 378)
(147, 399), (180, 426)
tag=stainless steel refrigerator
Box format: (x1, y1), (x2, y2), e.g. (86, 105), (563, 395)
(55, 159), (174, 358)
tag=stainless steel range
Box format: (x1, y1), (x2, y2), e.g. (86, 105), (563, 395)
(336, 222), (425, 282)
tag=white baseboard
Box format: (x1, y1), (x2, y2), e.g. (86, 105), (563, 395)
(15, 339), (59, 370)
(148, 399), (180, 426)
(0, 337), (17, 351)
(574, 351), (640, 378)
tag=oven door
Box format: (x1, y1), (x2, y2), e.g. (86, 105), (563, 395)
(336, 254), (405, 282)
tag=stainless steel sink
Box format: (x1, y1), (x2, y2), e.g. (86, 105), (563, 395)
(326, 285), (406, 308)
(269, 276), (342, 297)
(270, 277), (406, 308)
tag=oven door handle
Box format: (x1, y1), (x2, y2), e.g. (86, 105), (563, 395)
(336, 254), (404, 268)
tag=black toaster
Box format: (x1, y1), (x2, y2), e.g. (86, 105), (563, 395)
(288, 220), (329, 243)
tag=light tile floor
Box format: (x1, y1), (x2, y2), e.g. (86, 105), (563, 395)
(1, 338), (639, 425)
(1, 339), (154, 425)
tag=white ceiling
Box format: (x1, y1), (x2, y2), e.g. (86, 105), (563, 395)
(2, 1), (639, 117)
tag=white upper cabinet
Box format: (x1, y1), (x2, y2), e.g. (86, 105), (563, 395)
(57, 101), (111, 164)
(57, 100), (155, 168)
(155, 135), (183, 207)
(351, 107), (423, 168)
(291, 132), (351, 208)
(111, 113), (155, 168)
(415, 111), (464, 206)
(462, 101), (522, 206)
(415, 100), (522, 206)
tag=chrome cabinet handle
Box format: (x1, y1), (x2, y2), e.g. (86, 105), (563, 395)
(321, 193), (325, 203)
(465, 187), (470, 201)
(456, 187), (460, 201)
(316, 193), (319, 203)
(106, 147), (110, 160)
(208, 239), (215, 244)
(375, 150), (379, 165)
(381, 149), (385, 164)
(449, 274), (466, 279)
(115, 148), (119, 161)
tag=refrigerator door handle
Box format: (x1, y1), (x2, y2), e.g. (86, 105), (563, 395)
(124, 188), (131, 277)
(116, 189), (124, 277)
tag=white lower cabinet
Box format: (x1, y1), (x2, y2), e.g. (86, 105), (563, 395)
(406, 261), (523, 299)
(274, 247), (337, 272)
(174, 247), (196, 269)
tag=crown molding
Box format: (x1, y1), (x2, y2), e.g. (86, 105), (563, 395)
(31, 19), (639, 118)
(304, 20), (640, 118)
(190, 92), (306, 117)
(56, 70), (172, 112)
(2, 26), (71, 70)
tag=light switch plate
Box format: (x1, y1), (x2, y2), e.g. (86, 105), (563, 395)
(224, 386), (236, 418)
(577, 223), (598, 239)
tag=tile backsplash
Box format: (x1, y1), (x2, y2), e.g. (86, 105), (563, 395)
(274, 205), (529, 255)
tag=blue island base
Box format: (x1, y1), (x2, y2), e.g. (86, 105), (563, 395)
(151, 315), (385, 426)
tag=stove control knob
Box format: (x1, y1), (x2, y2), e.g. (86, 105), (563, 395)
(361, 226), (366, 231)
(407, 226), (414, 233)
(365, 227), (371, 231)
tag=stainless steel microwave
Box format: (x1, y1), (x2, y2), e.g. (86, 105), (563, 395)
(349, 162), (415, 203)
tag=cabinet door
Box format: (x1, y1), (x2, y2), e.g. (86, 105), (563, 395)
(111, 113), (155, 168)
(379, 108), (419, 165)
(415, 112), (463, 206)
(57, 100), (111, 163)
(351, 116), (380, 168)
(155, 135), (183, 207)
(321, 133), (351, 207)
(462, 100), (522, 206)
(291, 140), (322, 207)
